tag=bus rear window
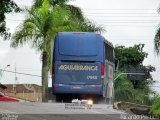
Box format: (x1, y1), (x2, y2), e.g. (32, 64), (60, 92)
(58, 35), (99, 56)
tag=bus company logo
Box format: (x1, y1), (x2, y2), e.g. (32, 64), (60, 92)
(58, 65), (98, 71)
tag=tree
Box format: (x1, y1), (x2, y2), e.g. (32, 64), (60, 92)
(154, 8), (160, 55)
(150, 95), (160, 116)
(32, 0), (104, 33)
(115, 44), (155, 87)
(115, 44), (148, 69)
(32, 0), (104, 70)
(154, 27), (160, 55)
(11, 0), (79, 102)
(33, 0), (84, 21)
(0, 0), (20, 40)
(32, 0), (105, 71)
(114, 44), (155, 105)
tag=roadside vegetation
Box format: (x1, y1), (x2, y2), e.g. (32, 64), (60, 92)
(114, 44), (160, 116)
(114, 73), (153, 105)
(0, 0), (20, 40)
(114, 44), (155, 106)
(150, 95), (160, 117)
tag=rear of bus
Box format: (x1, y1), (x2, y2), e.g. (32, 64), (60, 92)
(52, 32), (105, 100)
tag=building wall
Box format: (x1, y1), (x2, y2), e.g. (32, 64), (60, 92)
(0, 88), (3, 92)
(6, 93), (42, 102)
(4, 84), (55, 102)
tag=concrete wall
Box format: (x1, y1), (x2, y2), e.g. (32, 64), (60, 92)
(5, 86), (56, 102)
(6, 93), (42, 102)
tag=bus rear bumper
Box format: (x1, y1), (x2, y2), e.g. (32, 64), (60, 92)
(53, 84), (103, 95)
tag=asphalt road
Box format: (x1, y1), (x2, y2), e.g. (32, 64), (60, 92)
(0, 102), (154, 120)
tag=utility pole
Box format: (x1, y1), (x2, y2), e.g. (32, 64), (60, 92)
(13, 64), (18, 94)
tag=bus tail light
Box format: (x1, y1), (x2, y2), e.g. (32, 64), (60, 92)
(101, 64), (105, 83)
(101, 64), (104, 76)
(54, 84), (63, 88)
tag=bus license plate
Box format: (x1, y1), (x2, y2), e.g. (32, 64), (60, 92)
(73, 86), (81, 89)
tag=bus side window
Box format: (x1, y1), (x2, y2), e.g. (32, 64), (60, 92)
(104, 43), (114, 62)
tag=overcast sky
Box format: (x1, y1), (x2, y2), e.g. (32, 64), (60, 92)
(0, 0), (160, 92)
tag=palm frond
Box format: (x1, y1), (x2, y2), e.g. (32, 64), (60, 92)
(64, 4), (85, 21)
(77, 19), (105, 33)
(33, 0), (42, 8)
(158, 5), (160, 13)
(33, 0), (73, 8)
(154, 26), (160, 55)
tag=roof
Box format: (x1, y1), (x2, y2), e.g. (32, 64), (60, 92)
(0, 84), (7, 89)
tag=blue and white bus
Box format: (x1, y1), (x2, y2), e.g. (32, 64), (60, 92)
(52, 32), (115, 103)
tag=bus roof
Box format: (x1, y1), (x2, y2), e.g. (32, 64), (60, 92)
(58, 32), (113, 47)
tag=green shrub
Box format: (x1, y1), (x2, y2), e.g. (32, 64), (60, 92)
(150, 96), (160, 116)
(114, 73), (152, 105)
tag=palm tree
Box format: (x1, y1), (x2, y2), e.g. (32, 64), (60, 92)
(33, 0), (104, 33)
(33, 0), (85, 21)
(154, 27), (160, 55)
(11, 0), (79, 102)
(32, 0), (104, 69)
(11, 0), (104, 102)
(154, 8), (160, 55)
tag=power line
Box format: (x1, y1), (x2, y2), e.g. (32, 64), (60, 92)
(112, 42), (153, 44)
(7, 14), (160, 18)
(111, 39), (153, 41)
(101, 23), (158, 27)
(111, 39), (154, 40)
(8, 13), (159, 15)
(111, 39), (151, 42)
(6, 19), (160, 24)
(96, 22), (159, 24)
(7, 67), (41, 72)
(0, 69), (41, 78)
(94, 35), (157, 37)
(85, 12), (158, 15)
(112, 41), (154, 43)
(86, 15), (160, 18)
(6, 19), (160, 22)
(88, 19), (160, 21)
(116, 35), (156, 36)
(82, 8), (157, 11)
(6, 19), (24, 21)
(89, 18), (160, 21)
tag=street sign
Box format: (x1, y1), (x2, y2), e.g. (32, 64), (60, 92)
(127, 68), (147, 80)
